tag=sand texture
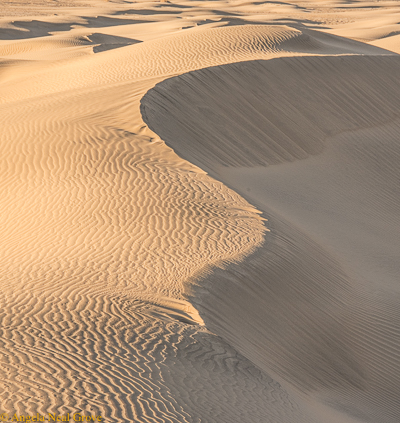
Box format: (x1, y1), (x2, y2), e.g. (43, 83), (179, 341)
(1, 0), (400, 422)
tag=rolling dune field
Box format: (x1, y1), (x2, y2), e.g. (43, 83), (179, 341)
(0, 0), (399, 422)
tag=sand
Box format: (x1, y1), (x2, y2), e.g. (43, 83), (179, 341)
(0, 1), (399, 422)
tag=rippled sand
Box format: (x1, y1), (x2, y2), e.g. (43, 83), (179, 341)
(1, 1), (400, 422)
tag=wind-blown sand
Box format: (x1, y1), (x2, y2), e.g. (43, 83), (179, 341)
(1, 1), (400, 422)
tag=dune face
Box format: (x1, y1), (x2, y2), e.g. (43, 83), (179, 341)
(142, 56), (400, 422)
(1, 0), (400, 422)
(142, 55), (400, 168)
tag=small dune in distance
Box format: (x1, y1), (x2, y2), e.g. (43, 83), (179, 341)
(0, 1), (399, 422)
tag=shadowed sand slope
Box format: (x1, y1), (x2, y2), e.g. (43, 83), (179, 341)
(0, 81), (286, 422)
(142, 55), (400, 169)
(1, 21), (346, 423)
(0, 24), (391, 104)
(141, 55), (400, 422)
(2, 0), (400, 420)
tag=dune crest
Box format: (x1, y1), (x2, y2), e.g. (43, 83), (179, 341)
(2, 0), (400, 421)
(142, 55), (400, 422)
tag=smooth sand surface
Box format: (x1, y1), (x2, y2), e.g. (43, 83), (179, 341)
(1, 1), (400, 422)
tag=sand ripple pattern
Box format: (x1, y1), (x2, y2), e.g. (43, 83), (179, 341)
(0, 25), (307, 103)
(0, 290), (308, 423)
(2, 12), (396, 421)
(0, 83), (265, 300)
(142, 55), (400, 423)
(1, 24), (388, 104)
(0, 68), (308, 421)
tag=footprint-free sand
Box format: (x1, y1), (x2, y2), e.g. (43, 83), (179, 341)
(1, 1), (400, 422)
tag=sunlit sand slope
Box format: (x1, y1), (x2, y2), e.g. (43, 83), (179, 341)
(0, 80), (287, 422)
(2, 0), (400, 420)
(0, 22), (345, 423)
(0, 23), (390, 104)
(142, 55), (400, 423)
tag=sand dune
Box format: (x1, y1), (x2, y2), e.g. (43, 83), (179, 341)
(1, 0), (400, 422)
(142, 54), (400, 422)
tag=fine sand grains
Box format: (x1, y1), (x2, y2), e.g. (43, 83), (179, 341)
(142, 55), (400, 422)
(1, 0), (400, 422)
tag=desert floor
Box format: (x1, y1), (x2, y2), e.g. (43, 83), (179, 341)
(1, 0), (400, 422)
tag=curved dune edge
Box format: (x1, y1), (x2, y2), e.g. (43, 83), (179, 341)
(0, 24), (342, 423)
(141, 55), (400, 422)
(0, 23), (392, 105)
(1, 9), (399, 421)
